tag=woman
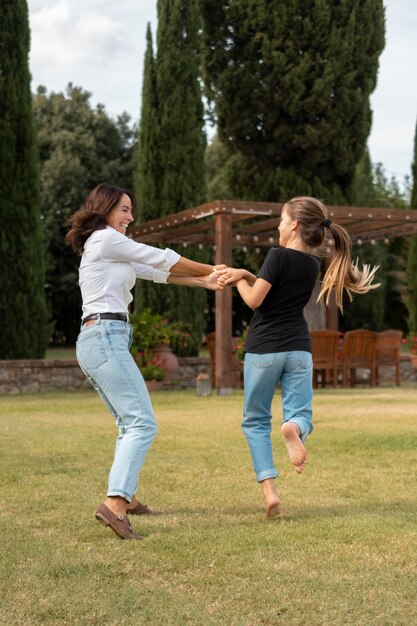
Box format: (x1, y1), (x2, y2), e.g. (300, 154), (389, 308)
(66, 183), (224, 540)
(221, 196), (379, 518)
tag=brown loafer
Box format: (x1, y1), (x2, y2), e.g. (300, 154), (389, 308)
(126, 501), (162, 516)
(95, 503), (143, 540)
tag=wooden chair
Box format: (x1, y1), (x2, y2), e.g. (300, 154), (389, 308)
(341, 330), (377, 387)
(206, 332), (243, 389)
(375, 330), (403, 386)
(310, 330), (339, 388)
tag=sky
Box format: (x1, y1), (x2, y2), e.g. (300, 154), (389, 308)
(27, 0), (416, 186)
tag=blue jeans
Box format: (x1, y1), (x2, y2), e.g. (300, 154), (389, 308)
(243, 351), (314, 482)
(76, 319), (158, 502)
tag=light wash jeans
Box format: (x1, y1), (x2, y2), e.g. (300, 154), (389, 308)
(76, 318), (157, 502)
(243, 351), (314, 482)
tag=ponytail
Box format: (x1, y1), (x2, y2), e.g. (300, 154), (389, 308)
(285, 196), (380, 312)
(317, 221), (380, 312)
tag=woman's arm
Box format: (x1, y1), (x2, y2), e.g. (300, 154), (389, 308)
(169, 256), (218, 276)
(167, 272), (223, 290)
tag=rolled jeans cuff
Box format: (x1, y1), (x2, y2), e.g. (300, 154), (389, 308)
(256, 468), (279, 483)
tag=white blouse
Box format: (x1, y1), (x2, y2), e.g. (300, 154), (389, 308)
(79, 227), (180, 319)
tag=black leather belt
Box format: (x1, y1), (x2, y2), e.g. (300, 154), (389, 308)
(82, 313), (128, 325)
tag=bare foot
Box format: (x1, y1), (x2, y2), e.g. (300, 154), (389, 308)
(261, 478), (282, 518)
(281, 422), (308, 474)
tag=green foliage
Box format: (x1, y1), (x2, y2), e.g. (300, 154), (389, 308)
(134, 353), (167, 381)
(403, 332), (417, 356)
(135, 24), (161, 222)
(0, 0), (48, 358)
(342, 151), (386, 331)
(201, 0), (385, 202)
(130, 309), (199, 367)
(156, 0), (206, 215)
(204, 135), (233, 201)
(33, 84), (136, 345)
(343, 158), (410, 333)
(235, 327), (249, 360)
(169, 319), (200, 356)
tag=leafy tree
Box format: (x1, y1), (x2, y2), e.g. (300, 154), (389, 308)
(134, 1), (208, 342)
(33, 84), (136, 345)
(0, 0), (48, 358)
(341, 150), (388, 331)
(374, 163), (409, 332)
(200, 0), (385, 203)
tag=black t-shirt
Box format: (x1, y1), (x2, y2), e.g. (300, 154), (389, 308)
(245, 247), (320, 354)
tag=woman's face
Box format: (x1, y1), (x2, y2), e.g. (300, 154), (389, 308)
(106, 193), (134, 234)
(278, 207), (296, 247)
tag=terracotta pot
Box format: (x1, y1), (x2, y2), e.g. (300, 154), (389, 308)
(410, 355), (417, 369)
(145, 380), (164, 392)
(153, 344), (179, 382)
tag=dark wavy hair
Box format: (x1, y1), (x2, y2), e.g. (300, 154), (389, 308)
(65, 183), (137, 255)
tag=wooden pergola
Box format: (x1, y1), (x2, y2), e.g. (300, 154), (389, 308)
(129, 200), (417, 394)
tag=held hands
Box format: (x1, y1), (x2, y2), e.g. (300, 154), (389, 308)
(203, 266), (253, 290)
(216, 267), (250, 287)
(202, 265), (230, 290)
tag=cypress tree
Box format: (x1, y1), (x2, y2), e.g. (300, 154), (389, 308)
(0, 0), (47, 358)
(200, 0), (385, 203)
(156, 0), (206, 214)
(135, 1), (208, 343)
(135, 24), (161, 222)
(407, 120), (417, 334)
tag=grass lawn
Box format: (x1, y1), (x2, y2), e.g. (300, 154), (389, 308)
(1, 387), (417, 625)
(45, 347), (77, 360)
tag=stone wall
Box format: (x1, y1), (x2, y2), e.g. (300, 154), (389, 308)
(0, 355), (415, 395)
(0, 357), (212, 395)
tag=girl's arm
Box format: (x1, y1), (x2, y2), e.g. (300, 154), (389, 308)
(235, 277), (271, 309)
(222, 268), (257, 286)
(219, 268), (271, 309)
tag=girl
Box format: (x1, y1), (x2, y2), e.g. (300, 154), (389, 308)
(221, 196), (378, 517)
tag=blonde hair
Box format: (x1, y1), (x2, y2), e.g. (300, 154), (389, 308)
(284, 196), (380, 311)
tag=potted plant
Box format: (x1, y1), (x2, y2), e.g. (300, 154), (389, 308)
(130, 309), (199, 383)
(133, 352), (166, 390)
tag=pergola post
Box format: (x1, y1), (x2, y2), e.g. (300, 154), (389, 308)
(214, 213), (233, 395)
(325, 290), (338, 330)
(324, 252), (339, 330)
